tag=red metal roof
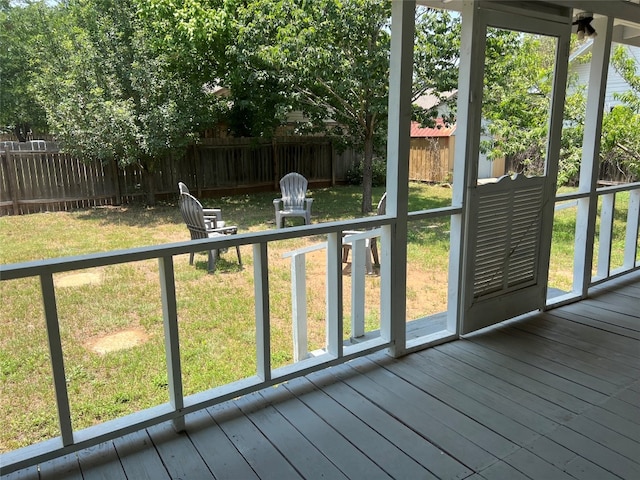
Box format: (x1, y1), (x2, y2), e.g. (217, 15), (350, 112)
(410, 119), (456, 138)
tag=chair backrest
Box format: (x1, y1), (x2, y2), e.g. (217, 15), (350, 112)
(179, 192), (208, 239)
(178, 182), (190, 195)
(279, 172), (308, 209)
(377, 192), (387, 215)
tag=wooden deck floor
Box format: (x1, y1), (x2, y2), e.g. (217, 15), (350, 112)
(4, 272), (639, 480)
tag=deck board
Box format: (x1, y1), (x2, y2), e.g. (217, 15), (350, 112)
(4, 271), (639, 479)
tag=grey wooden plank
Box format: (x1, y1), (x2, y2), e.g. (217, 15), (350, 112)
(0, 466), (38, 480)
(304, 369), (473, 480)
(500, 327), (637, 384)
(185, 408), (259, 480)
(546, 308), (640, 340)
(616, 387), (640, 406)
(37, 453), (83, 480)
(565, 415), (640, 463)
(561, 302), (640, 333)
(282, 375), (442, 480)
(599, 396), (640, 424)
(585, 296), (640, 321)
(477, 459), (531, 480)
(518, 314), (640, 367)
(467, 330), (620, 395)
(546, 425), (640, 479)
(563, 455), (627, 480)
(582, 405), (640, 443)
(112, 429), (171, 480)
(264, 379), (403, 480)
(207, 400), (302, 480)
(344, 356), (520, 458)
(325, 359), (500, 472)
(525, 436), (620, 480)
(376, 353), (546, 445)
(444, 341), (588, 415)
(234, 391), (350, 480)
(457, 337), (609, 405)
(147, 421), (215, 479)
(500, 327), (637, 393)
(502, 447), (575, 480)
(422, 345), (569, 428)
(76, 441), (127, 480)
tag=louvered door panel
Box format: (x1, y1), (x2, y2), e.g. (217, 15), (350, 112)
(463, 175), (548, 333)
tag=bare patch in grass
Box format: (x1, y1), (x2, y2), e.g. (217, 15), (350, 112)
(56, 271), (103, 288)
(85, 328), (149, 354)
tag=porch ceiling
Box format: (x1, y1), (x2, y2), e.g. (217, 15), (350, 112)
(418, 0), (640, 46)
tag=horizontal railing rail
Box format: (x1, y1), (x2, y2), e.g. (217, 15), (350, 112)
(0, 215), (399, 475)
(550, 182), (640, 305)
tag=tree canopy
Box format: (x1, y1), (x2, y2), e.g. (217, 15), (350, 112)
(2, 0), (638, 205)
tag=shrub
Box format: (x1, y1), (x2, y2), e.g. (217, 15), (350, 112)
(345, 158), (387, 186)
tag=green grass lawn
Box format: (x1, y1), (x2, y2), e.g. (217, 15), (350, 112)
(0, 183), (635, 452)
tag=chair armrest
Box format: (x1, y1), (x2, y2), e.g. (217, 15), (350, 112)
(203, 208), (222, 218)
(273, 198), (283, 209)
(304, 198), (313, 210)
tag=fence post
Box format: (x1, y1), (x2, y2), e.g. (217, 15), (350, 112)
(110, 160), (122, 205)
(4, 150), (20, 215)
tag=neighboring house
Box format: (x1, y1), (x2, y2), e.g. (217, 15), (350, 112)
(569, 40), (640, 110)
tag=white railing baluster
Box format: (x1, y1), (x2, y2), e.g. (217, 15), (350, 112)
(350, 238), (367, 338)
(254, 242), (271, 381)
(623, 189), (640, 269)
(326, 232), (343, 357)
(291, 252), (307, 362)
(596, 193), (615, 279)
(159, 256), (184, 431)
(40, 273), (74, 446)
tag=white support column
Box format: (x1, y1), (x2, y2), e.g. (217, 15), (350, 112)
(291, 253), (307, 362)
(253, 243), (271, 381)
(573, 16), (613, 295)
(159, 256), (184, 432)
(326, 232), (343, 357)
(448, 0), (486, 334)
(385, 0), (415, 356)
(623, 190), (640, 269)
(596, 193), (616, 279)
(41, 273), (74, 446)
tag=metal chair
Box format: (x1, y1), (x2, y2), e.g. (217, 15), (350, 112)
(178, 192), (241, 273)
(273, 172), (314, 228)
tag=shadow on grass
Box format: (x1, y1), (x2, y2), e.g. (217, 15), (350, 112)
(71, 183), (455, 233)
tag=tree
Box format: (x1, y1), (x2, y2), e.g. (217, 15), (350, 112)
(230, 0), (392, 213)
(0, 0), (49, 140)
(600, 46), (640, 181)
(31, 0), (220, 202)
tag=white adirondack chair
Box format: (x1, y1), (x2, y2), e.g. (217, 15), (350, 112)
(273, 172), (314, 228)
(342, 192), (387, 274)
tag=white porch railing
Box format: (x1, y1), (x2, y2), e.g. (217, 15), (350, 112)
(0, 216), (396, 475)
(550, 181), (640, 306)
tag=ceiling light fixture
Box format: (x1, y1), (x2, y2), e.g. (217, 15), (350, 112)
(572, 13), (597, 40)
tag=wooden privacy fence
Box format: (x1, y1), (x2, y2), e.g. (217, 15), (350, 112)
(0, 137), (360, 215)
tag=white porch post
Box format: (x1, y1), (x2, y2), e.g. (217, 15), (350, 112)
(385, 0), (415, 357)
(573, 16), (614, 296)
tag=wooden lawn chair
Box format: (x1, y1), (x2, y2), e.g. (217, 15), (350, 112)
(273, 172), (314, 228)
